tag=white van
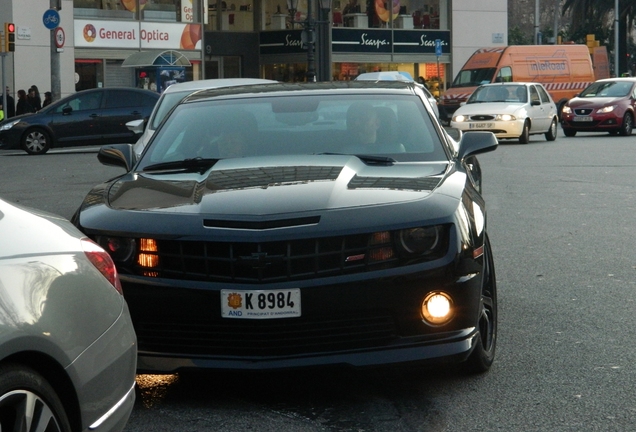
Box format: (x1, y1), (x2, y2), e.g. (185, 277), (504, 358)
(127, 78), (277, 155)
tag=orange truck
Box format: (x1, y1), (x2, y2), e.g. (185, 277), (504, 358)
(440, 44), (609, 120)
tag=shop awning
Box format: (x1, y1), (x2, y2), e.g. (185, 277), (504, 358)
(122, 50), (192, 67)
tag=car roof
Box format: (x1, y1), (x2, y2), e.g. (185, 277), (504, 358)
(355, 71), (415, 82)
(479, 82), (542, 87)
(594, 77), (636, 83)
(183, 81), (420, 103)
(162, 78), (278, 95)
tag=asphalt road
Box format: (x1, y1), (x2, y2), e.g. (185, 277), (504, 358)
(1, 131), (635, 431)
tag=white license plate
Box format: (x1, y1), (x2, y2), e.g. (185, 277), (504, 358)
(469, 122), (494, 129)
(573, 116), (593, 122)
(221, 289), (301, 319)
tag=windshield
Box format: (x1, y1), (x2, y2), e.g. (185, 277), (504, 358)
(137, 94), (448, 170)
(468, 85), (527, 103)
(451, 68), (496, 88)
(579, 81), (634, 98)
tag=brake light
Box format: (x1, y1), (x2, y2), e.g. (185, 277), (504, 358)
(81, 238), (123, 294)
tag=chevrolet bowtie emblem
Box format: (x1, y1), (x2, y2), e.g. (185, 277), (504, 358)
(238, 252), (285, 270)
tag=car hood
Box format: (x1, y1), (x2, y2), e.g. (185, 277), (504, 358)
(455, 102), (526, 116)
(78, 155), (468, 237)
(567, 97), (624, 108)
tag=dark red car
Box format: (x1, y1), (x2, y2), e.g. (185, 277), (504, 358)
(561, 78), (636, 137)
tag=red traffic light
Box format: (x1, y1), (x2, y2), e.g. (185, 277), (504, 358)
(4, 22), (15, 52)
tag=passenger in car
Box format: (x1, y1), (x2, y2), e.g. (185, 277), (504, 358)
(344, 102), (405, 153)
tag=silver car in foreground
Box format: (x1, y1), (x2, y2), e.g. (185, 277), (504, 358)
(0, 198), (137, 432)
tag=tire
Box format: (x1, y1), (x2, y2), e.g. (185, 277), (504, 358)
(518, 120), (530, 144)
(463, 234), (497, 374)
(0, 363), (71, 432)
(619, 112), (633, 136)
(545, 117), (557, 141)
(563, 128), (576, 137)
(21, 128), (51, 155)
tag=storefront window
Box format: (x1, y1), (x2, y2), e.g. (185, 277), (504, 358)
(263, 61), (447, 87)
(206, 0), (254, 31)
(330, 0), (442, 29)
(74, 0), (136, 19)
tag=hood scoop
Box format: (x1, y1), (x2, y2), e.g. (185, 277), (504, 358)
(207, 166), (343, 191)
(348, 175), (441, 191)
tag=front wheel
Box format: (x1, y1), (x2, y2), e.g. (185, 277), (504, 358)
(620, 112), (633, 136)
(563, 127), (576, 137)
(22, 128), (51, 155)
(545, 118), (557, 141)
(518, 120), (530, 144)
(463, 234), (497, 374)
(0, 364), (72, 432)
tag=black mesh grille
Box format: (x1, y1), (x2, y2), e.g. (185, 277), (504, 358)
(136, 312), (397, 356)
(135, 233), (403, 283)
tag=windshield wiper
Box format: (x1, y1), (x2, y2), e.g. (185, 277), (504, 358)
(143, 157), (220, 172)
(317, 152), (396, 165)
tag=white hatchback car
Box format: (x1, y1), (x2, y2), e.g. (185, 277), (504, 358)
(127, 78), (277, 155)
(450, 82), (558, 143)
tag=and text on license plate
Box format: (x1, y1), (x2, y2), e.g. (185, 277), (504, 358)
(469, 122), (494, 129)
(221, 289), (301, 319)
(573, 116), (593, 122)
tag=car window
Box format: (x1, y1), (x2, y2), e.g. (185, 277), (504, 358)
(536, 85), (551, 103)
(139, 94), (448, 169)
(529, 86), (540, 104)
(52, 91), (102, 113)
(580, 81), (633, 98)
(150, 91), (191, 130)
(104, 90), (152, 108)
(496, 67), (512, 83)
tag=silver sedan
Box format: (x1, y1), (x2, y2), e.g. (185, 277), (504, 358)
(0, 198), (137, 432)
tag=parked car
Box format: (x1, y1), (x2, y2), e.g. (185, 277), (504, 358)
(450, 82), (559, 143)
(0, 87), (159, 155)
(72, 81), (498, 374)
(126, 78), (278, 156)
(0, 197), (137, 431)
(561, 77), (636, 137)
(355, 71), (440, 119)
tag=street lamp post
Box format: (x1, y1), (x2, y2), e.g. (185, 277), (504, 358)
(288, 0), (332, 82)
(317, 0), (332, 81)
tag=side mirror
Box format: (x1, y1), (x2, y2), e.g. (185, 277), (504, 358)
(62, 106), (72, 115)
(457, 131), (498, 160)
(126, 118), (146, 135)
(531, 100), (541, 106)
(98, 144), (137, 171)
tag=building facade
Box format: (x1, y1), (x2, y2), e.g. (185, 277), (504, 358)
(0, 0), (506, 102)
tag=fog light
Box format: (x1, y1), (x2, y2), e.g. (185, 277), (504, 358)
(421, 292), (453, 326)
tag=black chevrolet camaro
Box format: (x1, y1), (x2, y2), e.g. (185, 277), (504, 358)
(72, 81), (499, 374)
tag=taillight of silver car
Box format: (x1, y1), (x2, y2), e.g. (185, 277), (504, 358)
(81, 238), (124, 294)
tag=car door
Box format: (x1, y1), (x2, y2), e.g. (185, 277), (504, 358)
(528, 85), (549, 132)
(48, 90), (104, 145)
(101, 89), (157, 144)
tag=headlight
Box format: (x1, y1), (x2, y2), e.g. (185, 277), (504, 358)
(397, 226), (443, 255)
(452, 115), (466, 123)
(495, 114), (516, 121)
(597, 105), (616, 113)
(561, 106), (572, 114)
(96, 236), (136, 262)
(0, 119), (20, 131)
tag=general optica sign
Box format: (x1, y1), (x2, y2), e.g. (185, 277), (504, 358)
(74, 20), (201, 50)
